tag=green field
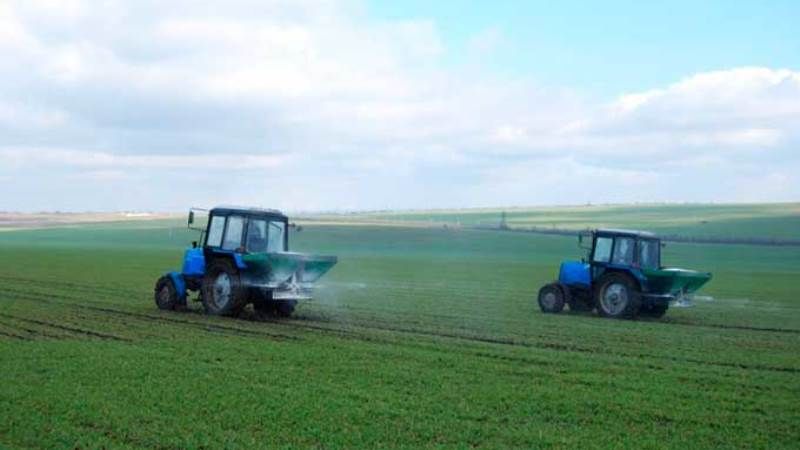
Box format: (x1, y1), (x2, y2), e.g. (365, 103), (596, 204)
(330, 203), (800, 239)
(1, 205), (799, 448)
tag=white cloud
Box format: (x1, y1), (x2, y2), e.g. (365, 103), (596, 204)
(468, 27), (504, 54)
(0, 1), (798, 211)
(0, 148), (288, 171)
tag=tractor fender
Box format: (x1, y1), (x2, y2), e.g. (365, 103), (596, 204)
(207, 249), (247, 270)
(599, 268), (644, 291)
(166, 271), (188, 303)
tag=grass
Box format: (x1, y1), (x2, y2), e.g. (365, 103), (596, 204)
(0, 204), (799, 448)
(331, 202), (800, 239)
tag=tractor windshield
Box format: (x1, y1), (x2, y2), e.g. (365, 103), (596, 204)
(638, 239), (660, 269)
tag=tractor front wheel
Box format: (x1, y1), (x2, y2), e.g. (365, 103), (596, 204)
(154, 276), (179, 311)
(201, 260), (246, 317)
(594, 272), (642, 319)
(538, 283), (565, 313)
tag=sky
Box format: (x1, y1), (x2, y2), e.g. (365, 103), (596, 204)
(0, 0), (798, 212)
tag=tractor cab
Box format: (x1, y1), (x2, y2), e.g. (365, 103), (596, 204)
(537, 228), (711, 319)
(200, 206), (289, 254)
(585, 228), (661, 277)
(180, 206), (291, 281)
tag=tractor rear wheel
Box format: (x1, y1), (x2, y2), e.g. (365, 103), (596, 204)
(201, 259), (246, 317)
(594, 272), (642, 319)
(538, 283), (565, 313)
(154, 276), (179, 311)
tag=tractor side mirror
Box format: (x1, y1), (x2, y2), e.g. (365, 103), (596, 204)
(188, 211), (195, 225)
(661, 242), (667, 248)
(192, 241), (198, 248)
(290, 222), (303, 232)
(578, 231), (593, 250)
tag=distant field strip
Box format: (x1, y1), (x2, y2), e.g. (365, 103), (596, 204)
(475, 225), (800, 246)
(312, 202), (800, 242)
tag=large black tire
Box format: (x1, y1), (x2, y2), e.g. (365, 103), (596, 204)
(154, 276), (179, 311)
(594, 272), (642, 319)
(201, 259), (246, 316)
(642, 303), (669, 318)
(538, 283), (565, 313)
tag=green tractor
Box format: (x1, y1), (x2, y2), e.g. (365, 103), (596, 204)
(538, 229), (712, 319)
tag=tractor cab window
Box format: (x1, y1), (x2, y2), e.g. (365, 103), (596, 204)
(222, 216), (245, 251)
(246, 219), (269, 253)
(593, 237), (612, 263)
(612, 237), (635, 265)
(639, 239), (660, 269)
(206, 215), (225, 247)
(267, 221), (286, 252)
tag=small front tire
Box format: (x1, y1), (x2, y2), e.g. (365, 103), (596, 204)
(154, 276), (179, 311)
(538, 283), (565, 313)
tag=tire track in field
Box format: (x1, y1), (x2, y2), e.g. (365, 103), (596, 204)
(661, 319), (800, 335)
(266, 314), (800, 374)
(0, 283), (574, 352)
(7, 274), (798, 335)
(0, 274), (144, 298)
(0, 288), (298, 342)
(2, 279), (799, 374)
(319, 279), (800, 335)
(0, 315), (72, 340)
(85, 305), (298, 341)
(0, 312), (129, 341)
(0, 324), (30, 340)
(308, 297), (800, 338)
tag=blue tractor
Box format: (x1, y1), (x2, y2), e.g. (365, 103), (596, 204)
(537, 229), (712, 319)
(154, 206), (337, 318)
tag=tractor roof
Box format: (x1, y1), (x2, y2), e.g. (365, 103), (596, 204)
(210, 205), (287, 219)
(595, 228), (658, 239)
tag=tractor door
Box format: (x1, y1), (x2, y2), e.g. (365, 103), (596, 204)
(591, 234), (640, 284)
(590, 235), (614, 281)
(203, 213), (247, 266)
